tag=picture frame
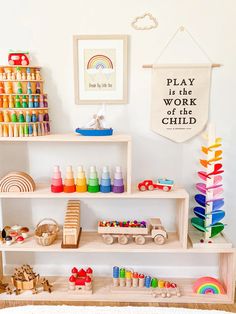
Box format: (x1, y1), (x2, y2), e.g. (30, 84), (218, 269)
(73, 35), (128, 105)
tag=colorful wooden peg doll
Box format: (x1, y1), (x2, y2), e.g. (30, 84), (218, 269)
(22, 95), (28, 108)
(3, 95), (8, 108)
(26, 67), (31, 80)
(36, 82), (41, 94)
(9, 95), (14, 108)
(76, 165), (87, 192)
(17, 82), (23, 94)
(16, 67), (21, 80)
(87, 166), (99, 193)
(5, 82), (13, 94)
(29, 95), (34, 108)
(27, 82), (32, 94)
(51, 165), (64, 193)
(64, 166), (76, 193)
(15, 95), (21, 108)
(0, 82), (4, 94)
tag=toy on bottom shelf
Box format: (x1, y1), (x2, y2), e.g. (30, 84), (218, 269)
(51, 165), (64, 193)
(100, 166), (112, 193)
(64, 166), (76, 193)
(111, 266), (180, 298)
(138, 179), (174, 192)
(98, 218), (167, 245)
(75, 106), (113, 136)
(10, 265), (53, 295)
(76, 166), (87, 192)
(68, 267), (93, 293)
(0, 171), (35, 192)
(112, 166), (125, 193)
(193, 277), (225, 294)
(87, 166), (100, 193)
(62, 200), (81, 248)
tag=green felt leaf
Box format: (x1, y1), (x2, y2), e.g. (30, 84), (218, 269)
(191, 217), (207, 232)
(210, 222), (224, 238)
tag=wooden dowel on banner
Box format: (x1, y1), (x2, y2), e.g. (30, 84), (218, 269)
(142, 63), (222, 69)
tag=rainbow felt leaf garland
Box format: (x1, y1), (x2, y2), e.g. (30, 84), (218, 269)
(191, 127), (225, 240)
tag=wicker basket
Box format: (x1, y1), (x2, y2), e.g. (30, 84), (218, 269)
(35, 218), (59, 246)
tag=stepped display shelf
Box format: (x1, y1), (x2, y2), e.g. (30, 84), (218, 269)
(0, 276), (234, 304)
(0, 133), (235, 304)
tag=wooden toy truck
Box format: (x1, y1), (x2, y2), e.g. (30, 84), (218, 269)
(98, 218), (167, 245)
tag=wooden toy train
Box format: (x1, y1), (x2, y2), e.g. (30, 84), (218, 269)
(98, 218), (167, 245)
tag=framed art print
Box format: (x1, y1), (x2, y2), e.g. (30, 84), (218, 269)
(73, 35), (128, 104)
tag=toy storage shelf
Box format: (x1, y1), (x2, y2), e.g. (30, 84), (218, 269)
(0, 232), (234, 253)
(0, 183), (188, 199)
(0, 276), (233, 304)
(0, 133), (235, 304)
(0, 133), (131, 142)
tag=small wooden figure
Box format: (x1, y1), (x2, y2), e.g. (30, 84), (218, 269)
(41, 278), (53, 293)
(63, 166), (76, 193)
(87, 166), (99, 193)
(6, 286), (13, 295)
(62, 200), (81, 248)
(112, 166), (124, 193)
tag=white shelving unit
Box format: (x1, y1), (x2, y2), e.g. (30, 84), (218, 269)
(0, 133), (235, 304)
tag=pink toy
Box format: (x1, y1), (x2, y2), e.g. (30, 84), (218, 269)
(51, 165), (63, 193)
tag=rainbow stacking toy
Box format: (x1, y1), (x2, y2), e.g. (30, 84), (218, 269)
(51, 165), (63, 193)
(112, 166), (125, 193)
(76, 165), (87, 192)
(191, 125), (225, 243)
(87, 166), (99, 193)
(64, 166), (76, 193)
(100, 166), (112, 193)
(193, 277), (225, 294)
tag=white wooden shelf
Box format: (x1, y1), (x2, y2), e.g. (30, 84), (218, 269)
(0, 183), (188, 199)
(0, 276), (233, 304)
(0, 133), (131, 142)
(0, 232), (234, 253)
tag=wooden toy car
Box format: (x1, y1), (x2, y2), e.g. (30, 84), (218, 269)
(98, 218), (167, 245)
(138, 179), (174, 192)
(8, 51), (29, 66)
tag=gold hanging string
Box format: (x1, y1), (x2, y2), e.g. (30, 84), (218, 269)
(143, 26), (222, 68)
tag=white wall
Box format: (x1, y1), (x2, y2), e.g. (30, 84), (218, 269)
(0, 0), (235, 277)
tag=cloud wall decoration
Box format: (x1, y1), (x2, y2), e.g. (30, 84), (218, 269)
(132, 13), (158, 30)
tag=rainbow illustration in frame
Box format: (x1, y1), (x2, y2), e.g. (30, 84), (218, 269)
(73, 35), (128, 105)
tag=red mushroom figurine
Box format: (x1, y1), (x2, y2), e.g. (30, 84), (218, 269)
(69, 275), (76, 290)
(86, 267), (93, 278)
(16, 236), (24, 244)
(71, 267), (78, 278)
(78, 268), (86, 277)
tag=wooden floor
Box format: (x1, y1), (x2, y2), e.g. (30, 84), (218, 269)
(0, 301), (235, 312)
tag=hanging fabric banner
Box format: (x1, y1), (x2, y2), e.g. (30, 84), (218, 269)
(151, 64), (212, 143)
